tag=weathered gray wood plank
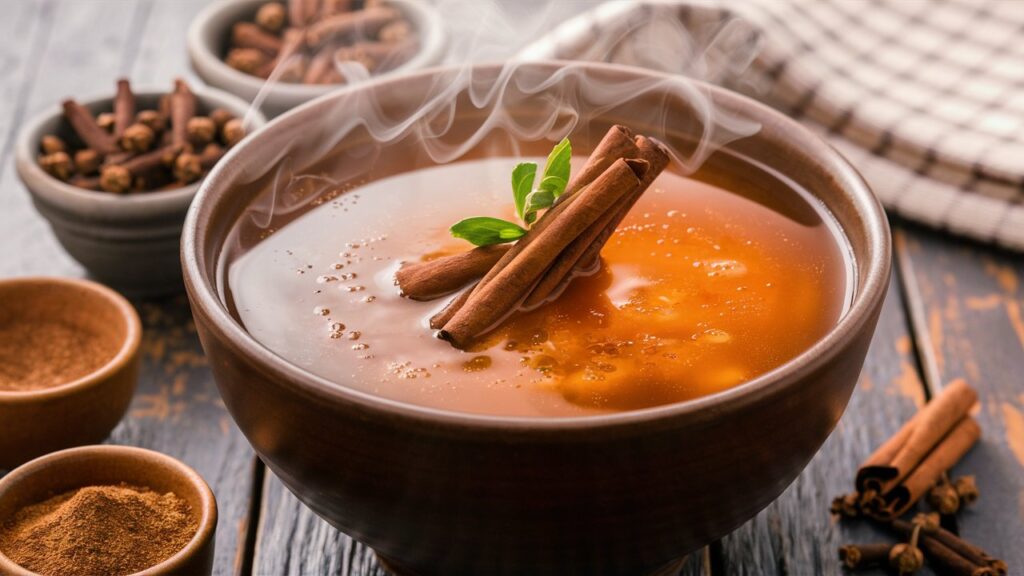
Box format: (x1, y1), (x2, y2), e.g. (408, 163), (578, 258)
(718, 273), (937, 575)
(0, 0), (49, 170)
(255, 471), (711, 576)
(895, 225), (1024, 571)
(0, 2), (259, 575)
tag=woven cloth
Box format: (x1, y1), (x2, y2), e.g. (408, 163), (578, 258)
(519, 0), (1024, 251)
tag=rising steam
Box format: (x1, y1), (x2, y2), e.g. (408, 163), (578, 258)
(226, 0), (763, 245)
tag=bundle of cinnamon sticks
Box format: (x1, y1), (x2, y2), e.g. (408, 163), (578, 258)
(41, 79), (244, 193)
(394, 125), (670, 350)
(833, 379), (1006, 575)
(225, 0), (418, 84)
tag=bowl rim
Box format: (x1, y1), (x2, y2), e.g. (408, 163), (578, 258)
(0, 277), (142, 403)
(14, 85), (266, 217)
(0, 444), (217, 576)
(186, 0), (447, 100)
(182, 60), (892, 431)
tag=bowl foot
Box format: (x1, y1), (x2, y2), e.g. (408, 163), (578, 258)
(374, 551), (689, 576)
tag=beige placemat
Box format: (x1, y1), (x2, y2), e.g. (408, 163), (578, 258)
(520, 0), (1024, 251)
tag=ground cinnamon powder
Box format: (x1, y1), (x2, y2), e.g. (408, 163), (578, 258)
(0, 483), (197, 576)
(0, 320), (117, 391)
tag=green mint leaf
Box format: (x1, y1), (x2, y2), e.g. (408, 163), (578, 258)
(511, 163), (537, 220)
(521, 188), (554, 225)
(450, 217), (527, 246)
(540, 137), (571, 198)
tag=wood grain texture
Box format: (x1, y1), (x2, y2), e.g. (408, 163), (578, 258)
(895, 225), (1024, 571)
(255, 472), (710, 576)
(718, 274), (938, 576)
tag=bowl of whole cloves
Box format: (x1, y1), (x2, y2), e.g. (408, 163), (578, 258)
(14, 78), (266, 295)
(187, 0), (446, 117)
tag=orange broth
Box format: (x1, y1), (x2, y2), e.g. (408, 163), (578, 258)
(228, 156), (851, 417)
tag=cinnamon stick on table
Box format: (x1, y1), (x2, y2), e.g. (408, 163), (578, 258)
(891, 519), (1005, 576)
(438, 158), (650, 349)
(856, 379), (980, 519)
(397, 244), (511, 301)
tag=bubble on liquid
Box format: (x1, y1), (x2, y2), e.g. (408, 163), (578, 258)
(314, 306), (330, 316)
(340, 272), (357, 280)
(344, 285), (366, 292)
(531, 355), (558, 373)
(462, 356), (492, 372)
(332, 263), (345, 270)
(700, 328), (731, 344)
(347, 330), (361, 340)
(504, 340), (518, 351)
(328, 322), (346, 339)
(705, 260), (747, 279)
(317, 275), (339, 284)
(363, 295), (376, 303)
(352, 343), (369, 351)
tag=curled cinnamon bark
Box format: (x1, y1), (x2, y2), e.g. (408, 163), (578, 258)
(891, 519), (1005, 576)
(522, 135), (670, 309)
(438, 158), (649, 349)
(856, 379), (980, 519)
(397, 245), (511, 301)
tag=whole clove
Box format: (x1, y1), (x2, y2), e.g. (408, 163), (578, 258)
(40, 135), (66, 155)
(38, 78), (243, 194)
(73, 149), (102, 175)
(223, 0), (419, 84)
(39, 152), (73, 181)
(839, 543), (892, 569)
(120, 123), (155, 153)
(256, 2), (287, 32)
(186, 116), (217, 146)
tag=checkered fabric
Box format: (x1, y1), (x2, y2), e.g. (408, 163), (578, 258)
(519, 0), (1024, 251)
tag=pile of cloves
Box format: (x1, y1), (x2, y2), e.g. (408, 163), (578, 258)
(225, 0), (418, 84)
(832, 380), (1007, 575)
(38, 78), (245, 193)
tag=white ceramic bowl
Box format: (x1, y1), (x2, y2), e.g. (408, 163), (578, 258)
(187, 0), (447, 118)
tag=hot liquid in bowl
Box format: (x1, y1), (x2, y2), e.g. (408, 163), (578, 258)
(226, 152), (852, 418)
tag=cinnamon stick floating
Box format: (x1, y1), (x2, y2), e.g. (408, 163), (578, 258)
(438, 158), (649, 349)
(857, 379), (980, 519)
(397, 245), (511, 301)
(113, 79), (135, 140)
(428, 125), (643, 329)
(62, 100), (118, 155)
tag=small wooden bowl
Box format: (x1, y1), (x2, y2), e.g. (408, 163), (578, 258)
(0, 445), (217, 576)
(0, 277), (141, 470)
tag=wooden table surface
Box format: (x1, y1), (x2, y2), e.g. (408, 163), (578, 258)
(1, 1), (1022, 575)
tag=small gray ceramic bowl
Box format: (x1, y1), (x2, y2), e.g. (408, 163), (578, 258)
(187, 0), (447, 118)
(15, 86), (266, 296)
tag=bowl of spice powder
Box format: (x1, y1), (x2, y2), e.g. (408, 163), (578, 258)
(0, 445), (217, 576)
(0, 277), (141, 469)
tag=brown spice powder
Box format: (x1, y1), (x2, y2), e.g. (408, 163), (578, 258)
(0, 483), (197, 576)
(0, 320), (116, 391)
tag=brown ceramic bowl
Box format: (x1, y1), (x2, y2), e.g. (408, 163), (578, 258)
(182, 62), (891, 575)
(0, 277), (141, 470)
(0, 445), (217, 576)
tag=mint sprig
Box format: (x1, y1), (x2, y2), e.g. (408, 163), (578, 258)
(451, 138), (572, 246)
